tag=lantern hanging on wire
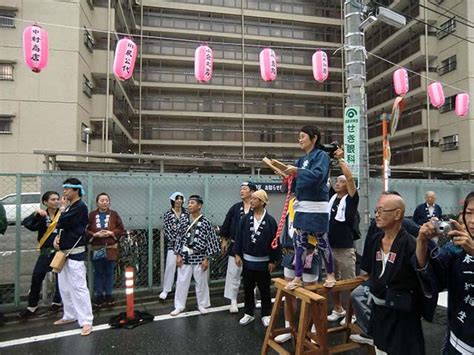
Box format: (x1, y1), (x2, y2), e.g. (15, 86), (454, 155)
(113, 38), (137, 81)
(427, 82), (445, 108)
(393, 68), (409, 96)
(23, 24), (49, 73)
(194, 45), (214, 83)
(259, 48), (277, 82)
(455, 93), (469, 117)
(312, 50), (329, 83)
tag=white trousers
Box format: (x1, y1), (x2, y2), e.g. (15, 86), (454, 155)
(162, 250), (177, 292)
(224, 256), (242, 301)
(174, 264), (210, 310)
(58, 259), (93, 326)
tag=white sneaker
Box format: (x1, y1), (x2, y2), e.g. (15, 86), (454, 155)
(170, 308), (184, 316)
(198, 306), (209, 315)
(261, 316), (271, 327)
(229, 300), (239, 314)
(239, 314), (255, 326)
(340, 315), (356, 326)
(255, 300), (262, 309)
(274, 332), (292, 343)
(327, 309), (346, 322)
(159, 291), (168, 300)
(350, 334), (374, 346)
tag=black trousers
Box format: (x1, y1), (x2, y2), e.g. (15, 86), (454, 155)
(243, 267), (271, 317)
(28, 253), (62, 307)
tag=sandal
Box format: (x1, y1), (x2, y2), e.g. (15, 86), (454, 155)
(323, 279), (337, 288)
(53, 318), (76, 325)
(81, 325), (93, 336)
(285, 280), (303, 290)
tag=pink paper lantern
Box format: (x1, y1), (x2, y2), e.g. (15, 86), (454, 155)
(259, 48), (277, 82)
(455, 93), (469, 117)
(393, 68), (409, 96)
(23, 25), (49, 73)
(428, 82), (445, 108)
(194, 45), (213, 83)
(312, 51), (329, 83)
(113, 38), (137, 81)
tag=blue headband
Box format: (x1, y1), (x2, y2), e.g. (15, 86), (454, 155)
(63, 184), (85, 196)
(169, 191), (185, 202)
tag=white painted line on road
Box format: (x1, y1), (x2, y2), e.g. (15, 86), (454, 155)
(0, 301), (248, 349)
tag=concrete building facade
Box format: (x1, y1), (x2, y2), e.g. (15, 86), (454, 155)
(1, 0), (473, 174)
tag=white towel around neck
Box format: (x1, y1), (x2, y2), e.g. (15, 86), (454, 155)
(328, 193), (348, 222)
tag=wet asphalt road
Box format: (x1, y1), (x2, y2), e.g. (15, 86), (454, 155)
(0, 290), (447, 355)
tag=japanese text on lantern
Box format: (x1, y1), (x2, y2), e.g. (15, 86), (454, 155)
(122, 42), (135, 74)
(31, 27), (41, 63)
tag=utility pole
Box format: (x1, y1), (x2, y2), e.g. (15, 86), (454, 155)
(344, 0), (370, 248)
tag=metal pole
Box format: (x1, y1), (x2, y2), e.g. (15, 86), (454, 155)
(86, 132), (90, 162)
(241, 0), (246, 159)
(105, 0), (111, 153)
(382, 114), (389, 191)
(424, 2), (432, 178)
(139, 0), (144, 159)
(344, 1), (369, 247)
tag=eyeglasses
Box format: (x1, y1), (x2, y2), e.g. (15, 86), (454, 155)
(373, 208), (398, 215)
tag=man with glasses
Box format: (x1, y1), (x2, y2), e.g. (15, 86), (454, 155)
(360, 193), (426, 355)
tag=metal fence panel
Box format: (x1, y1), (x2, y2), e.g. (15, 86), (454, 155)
(0, 172), (473, 311)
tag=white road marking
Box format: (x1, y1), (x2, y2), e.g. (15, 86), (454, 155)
(0, 302), (245, 349)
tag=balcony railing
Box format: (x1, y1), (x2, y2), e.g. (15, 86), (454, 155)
(367, 75), (422, 109)
(367, 36), (421, 80)
(365, 1), (420, 51)
(135, 97), (343, 118)
(140, 14), (341, 43)
(139, 70), (343, 93)
(368, 110), (423, 138)
(148, 0), (341, 19)
(142, 40), (342, 67)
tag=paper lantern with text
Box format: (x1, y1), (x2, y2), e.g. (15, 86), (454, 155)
(455, 93), (469, 117)
(23, 25), (49, 73)
(113, 38), (137, 81)
(428, 82), (445, 108)
(312, 51), (329, 82)
(194, 45), (213, 82)
(393, 68), (409, 96)
(259, 48), (277, 82)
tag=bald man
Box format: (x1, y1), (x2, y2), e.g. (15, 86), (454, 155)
(413, 191), (442, 226)
(362, 194), (426, 355)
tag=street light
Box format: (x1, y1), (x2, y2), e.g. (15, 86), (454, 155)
(83, 127), (92, 162)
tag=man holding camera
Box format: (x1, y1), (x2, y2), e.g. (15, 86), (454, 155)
(326, 148), (359, 322)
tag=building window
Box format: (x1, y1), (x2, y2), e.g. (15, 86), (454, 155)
(0, 64), (14, 81)
(439, 95), (456, 113)
(0, 116), (13, 134)
(441, 134), (459, 151)
(437, 18), (456, 39)
(438, 55), (457, 75)
(83, 27), (95, 53)
(0, 11), (15, 28)
(82, 75), (93, 98)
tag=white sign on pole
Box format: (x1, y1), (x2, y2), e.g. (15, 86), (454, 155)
(344, 106), (360, 181)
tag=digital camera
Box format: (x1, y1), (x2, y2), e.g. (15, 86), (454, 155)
(320, 141), (340, 159)
(432, 220), (454, 237)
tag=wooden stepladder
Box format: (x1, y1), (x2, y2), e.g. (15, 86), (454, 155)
(261, 278), (328, 355)
(261, 277), (369, 355)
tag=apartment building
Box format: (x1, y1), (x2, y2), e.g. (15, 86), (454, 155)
(365, 0), (474, 171)
(0, 0), (344, 173)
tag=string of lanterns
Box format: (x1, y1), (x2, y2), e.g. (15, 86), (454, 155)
(21, 24), (469, 117)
